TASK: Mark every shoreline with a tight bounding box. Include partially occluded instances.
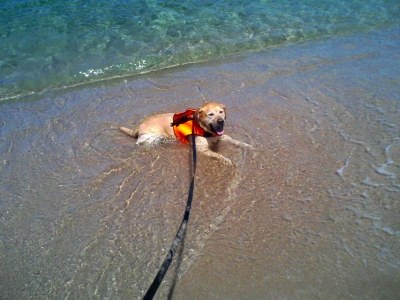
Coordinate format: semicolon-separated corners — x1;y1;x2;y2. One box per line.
2;23;399;106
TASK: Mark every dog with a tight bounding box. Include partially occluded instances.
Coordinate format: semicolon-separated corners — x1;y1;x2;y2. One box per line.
118;102;251;165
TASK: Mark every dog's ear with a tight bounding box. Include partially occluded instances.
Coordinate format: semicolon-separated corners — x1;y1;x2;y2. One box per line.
221;105;227;119
195;108;203;121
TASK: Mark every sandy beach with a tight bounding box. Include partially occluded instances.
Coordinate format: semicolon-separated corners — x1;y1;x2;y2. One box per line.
1;26;399;299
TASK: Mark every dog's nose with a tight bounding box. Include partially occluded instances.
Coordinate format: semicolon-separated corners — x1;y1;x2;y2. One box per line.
217;118;224;125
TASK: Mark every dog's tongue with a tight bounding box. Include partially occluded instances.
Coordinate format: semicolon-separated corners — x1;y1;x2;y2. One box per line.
212;124;224;136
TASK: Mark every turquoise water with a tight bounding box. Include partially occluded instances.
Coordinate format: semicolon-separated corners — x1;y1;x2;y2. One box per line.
1;0;399;101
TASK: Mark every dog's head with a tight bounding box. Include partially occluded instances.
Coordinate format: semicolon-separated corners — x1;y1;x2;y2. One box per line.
195;102;227;136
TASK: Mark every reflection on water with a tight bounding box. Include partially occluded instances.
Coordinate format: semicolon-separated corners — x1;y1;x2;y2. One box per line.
1;27;399;299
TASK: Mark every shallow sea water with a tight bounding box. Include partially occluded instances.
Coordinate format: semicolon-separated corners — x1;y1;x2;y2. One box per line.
1;26;400;299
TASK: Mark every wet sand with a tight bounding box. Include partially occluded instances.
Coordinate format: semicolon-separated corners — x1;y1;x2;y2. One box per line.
1;26;399;299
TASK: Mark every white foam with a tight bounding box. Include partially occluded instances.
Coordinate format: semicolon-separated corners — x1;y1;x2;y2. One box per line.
361;177;383;187
336;156;350;180
375;164;396;179
346;206;381;221
373;222;400;236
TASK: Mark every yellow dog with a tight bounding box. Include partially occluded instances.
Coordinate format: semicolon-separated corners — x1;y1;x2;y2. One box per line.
119;102;250;165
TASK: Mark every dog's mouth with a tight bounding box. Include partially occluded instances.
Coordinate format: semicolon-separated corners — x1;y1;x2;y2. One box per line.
210;123;224;136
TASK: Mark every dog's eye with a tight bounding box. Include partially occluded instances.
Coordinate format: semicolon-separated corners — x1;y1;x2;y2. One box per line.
208;113;214;117
219;110;224;114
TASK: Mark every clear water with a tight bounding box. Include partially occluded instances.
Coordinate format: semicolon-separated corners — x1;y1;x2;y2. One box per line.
1;0;399;100
1;10;399;299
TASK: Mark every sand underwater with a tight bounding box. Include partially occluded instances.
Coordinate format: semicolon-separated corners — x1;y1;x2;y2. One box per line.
1;26;399;299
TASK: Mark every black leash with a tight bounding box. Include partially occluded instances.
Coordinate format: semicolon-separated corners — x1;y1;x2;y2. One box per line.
142;123;197;300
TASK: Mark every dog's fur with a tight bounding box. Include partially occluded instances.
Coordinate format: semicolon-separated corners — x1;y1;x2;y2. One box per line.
118;102;250;165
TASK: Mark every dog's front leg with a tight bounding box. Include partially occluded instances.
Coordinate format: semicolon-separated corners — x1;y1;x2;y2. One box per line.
196;145;233;166
190;135;233;166
220;135;252;148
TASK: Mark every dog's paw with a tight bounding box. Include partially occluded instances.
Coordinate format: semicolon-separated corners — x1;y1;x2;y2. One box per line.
243;142;253;148
222;157;233;167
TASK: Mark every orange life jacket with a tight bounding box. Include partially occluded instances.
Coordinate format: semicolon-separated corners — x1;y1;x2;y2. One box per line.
171;109;216;145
